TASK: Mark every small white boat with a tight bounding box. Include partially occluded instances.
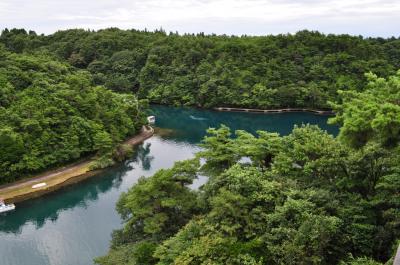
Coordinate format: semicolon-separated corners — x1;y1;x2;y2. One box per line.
0;199;15;213
147;116;155;124
32;182;47;189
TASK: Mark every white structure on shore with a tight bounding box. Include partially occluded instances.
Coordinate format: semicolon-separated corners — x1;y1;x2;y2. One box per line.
32;183;47;189
0;199;15;213
147;116;155;124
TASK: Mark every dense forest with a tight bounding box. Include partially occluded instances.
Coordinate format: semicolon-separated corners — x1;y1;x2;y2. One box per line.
0;43;147;184
1;28;400;108
95;71;400;264
0;28;399;264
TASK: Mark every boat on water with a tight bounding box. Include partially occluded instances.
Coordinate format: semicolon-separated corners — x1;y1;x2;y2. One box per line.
147;116;156;124
189;115;207;121
0;199;15;213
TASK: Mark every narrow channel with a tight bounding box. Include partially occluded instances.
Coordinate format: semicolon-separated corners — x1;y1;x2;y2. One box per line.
0;105;338;265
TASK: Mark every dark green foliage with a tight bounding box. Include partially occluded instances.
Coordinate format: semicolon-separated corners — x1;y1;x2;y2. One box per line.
1;27;399;264
2;29;400;109
0;47;146;184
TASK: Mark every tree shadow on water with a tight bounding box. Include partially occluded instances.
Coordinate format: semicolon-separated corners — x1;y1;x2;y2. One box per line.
0;163;132;234
133;142;154;171
0;141;156;234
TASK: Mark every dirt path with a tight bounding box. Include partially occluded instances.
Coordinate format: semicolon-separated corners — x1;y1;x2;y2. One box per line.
0;161;91;193
0;126;154;203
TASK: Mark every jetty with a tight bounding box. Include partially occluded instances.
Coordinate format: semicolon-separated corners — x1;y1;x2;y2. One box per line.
214;107;334;115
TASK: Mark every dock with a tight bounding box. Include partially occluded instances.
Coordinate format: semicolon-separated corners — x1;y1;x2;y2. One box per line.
214;107;334;115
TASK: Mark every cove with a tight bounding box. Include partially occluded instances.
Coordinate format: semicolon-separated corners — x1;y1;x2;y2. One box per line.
0;105;338;265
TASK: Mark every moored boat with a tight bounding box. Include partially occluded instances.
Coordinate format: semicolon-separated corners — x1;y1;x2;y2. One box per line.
0;199;15;213
147;116;156;124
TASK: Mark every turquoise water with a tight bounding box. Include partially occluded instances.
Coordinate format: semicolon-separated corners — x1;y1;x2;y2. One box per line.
0;106;338;265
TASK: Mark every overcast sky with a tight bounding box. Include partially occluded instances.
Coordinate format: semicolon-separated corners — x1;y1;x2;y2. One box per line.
0;0;399;37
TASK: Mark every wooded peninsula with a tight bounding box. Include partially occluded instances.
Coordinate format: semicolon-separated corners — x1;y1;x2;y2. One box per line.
0;28;399;265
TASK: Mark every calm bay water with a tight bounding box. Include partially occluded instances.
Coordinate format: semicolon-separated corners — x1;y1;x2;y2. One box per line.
0;106;338;265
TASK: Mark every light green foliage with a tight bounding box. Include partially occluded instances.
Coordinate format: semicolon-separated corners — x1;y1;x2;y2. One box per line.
233;130;282;168
272;125;348;187
111;159;201;248
331;71;400;148
154;219;264;265
100;110;399;264
98;69;400;264
198;125;236;174
95;242;158;265
89;154;115;170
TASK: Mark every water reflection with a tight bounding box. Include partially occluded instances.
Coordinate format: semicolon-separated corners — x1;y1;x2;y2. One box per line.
0;143;152;234
135;142;154;171
150;105;338;144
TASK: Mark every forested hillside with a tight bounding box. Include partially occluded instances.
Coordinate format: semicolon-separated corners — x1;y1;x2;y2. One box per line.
1;27;399;264
0;44;147;184
96;71;400;264
1;28;400;108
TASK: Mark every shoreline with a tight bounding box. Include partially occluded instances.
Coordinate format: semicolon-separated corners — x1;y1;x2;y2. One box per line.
148;103;334;115
213;107;334;115
0;126;154;204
